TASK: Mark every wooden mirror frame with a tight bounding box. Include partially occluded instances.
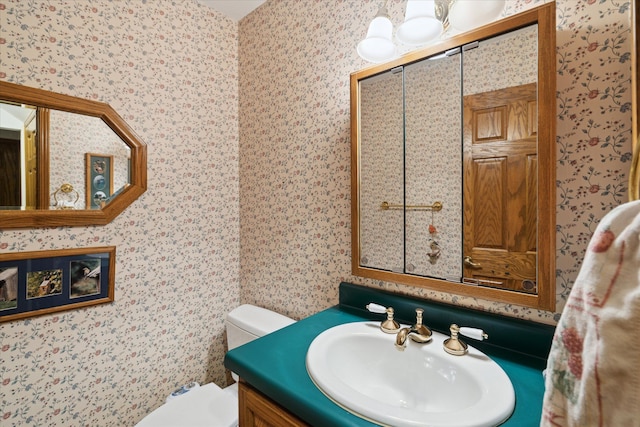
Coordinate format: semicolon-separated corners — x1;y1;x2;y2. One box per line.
350;3;556;311
0;81;147;228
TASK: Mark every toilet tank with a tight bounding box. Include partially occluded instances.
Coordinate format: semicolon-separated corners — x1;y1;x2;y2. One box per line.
225;304;295;351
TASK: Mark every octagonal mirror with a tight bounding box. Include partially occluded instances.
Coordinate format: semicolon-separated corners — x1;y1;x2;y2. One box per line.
0;81;147;228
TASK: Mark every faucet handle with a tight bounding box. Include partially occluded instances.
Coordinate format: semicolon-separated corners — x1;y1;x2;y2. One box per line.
443;324;467;355
366;303;400;333
459;326;488;341
365;302;387;314
443;324;488;356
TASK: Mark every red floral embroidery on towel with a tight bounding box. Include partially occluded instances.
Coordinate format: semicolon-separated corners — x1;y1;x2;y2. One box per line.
568;353;583;379
562;327;585;379
561;327;584;353
542;409;565;427
588;229;615;253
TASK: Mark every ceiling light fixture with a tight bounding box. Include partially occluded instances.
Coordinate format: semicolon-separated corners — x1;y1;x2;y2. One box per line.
357;0;506;64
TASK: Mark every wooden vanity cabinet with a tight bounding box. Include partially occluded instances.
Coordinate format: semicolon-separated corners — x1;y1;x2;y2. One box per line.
239;381;310;427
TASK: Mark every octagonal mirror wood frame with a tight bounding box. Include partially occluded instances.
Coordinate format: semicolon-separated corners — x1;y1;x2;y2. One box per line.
0;81;147;229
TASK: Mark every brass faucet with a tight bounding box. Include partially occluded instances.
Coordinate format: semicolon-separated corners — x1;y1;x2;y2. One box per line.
443;324;488;356
395;308;432;350
366;303;401;333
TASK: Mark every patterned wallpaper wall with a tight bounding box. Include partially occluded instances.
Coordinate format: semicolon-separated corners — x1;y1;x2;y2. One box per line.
239;0;633;324
0;0;634;425
0;1;240;425
359;72;406;272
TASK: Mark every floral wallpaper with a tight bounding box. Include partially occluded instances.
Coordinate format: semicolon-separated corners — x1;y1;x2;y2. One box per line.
1;0;239;425
0;0;635;425
239;0;633;323
359;72;405;272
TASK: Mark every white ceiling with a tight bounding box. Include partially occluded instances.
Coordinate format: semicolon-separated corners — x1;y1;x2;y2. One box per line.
197;0;266;21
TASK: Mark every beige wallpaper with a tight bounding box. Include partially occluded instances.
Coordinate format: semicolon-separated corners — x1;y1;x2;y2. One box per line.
239;0;633;323
0;0;634;425
1;0;239;425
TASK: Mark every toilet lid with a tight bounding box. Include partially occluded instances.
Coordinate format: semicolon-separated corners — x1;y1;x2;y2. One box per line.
136;383;238;427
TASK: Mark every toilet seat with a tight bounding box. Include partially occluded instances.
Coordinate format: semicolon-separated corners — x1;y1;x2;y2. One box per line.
136;383;238;427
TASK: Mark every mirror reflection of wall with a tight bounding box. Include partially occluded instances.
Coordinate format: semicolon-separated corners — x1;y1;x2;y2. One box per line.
359;70;404;272
463;26;538;96
1;100;133;211
48;110;131;209
405;52;462;280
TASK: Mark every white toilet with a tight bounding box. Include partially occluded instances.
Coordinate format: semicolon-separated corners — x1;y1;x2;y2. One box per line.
136;304;295;427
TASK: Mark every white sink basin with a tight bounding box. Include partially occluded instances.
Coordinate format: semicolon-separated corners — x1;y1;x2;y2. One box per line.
306;321;515;427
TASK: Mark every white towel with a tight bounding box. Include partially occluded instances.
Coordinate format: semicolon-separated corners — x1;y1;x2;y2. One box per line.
541;200;640;426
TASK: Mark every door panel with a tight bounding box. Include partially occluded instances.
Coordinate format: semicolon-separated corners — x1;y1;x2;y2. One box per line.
24;113;37;209
463;83;537;293
0;134;21;207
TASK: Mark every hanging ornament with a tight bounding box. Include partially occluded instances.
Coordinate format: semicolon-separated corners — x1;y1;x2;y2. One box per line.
427;240;441;264
428;209;437;234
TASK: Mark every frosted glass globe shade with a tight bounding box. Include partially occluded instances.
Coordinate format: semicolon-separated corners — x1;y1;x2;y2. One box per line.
449;0;506;32
397;0;443;46
357;15;397;63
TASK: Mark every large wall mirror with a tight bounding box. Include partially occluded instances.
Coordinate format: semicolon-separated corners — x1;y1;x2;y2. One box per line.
351;3;556;310
0;81;147;228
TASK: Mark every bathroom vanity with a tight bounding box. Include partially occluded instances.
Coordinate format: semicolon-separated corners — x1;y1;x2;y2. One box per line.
225;283;555;427
238;381;308;427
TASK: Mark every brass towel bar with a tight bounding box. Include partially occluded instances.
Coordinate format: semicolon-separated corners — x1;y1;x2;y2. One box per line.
380;201;443;212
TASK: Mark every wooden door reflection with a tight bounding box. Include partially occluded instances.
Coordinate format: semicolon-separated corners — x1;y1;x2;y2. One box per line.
463;83;538;293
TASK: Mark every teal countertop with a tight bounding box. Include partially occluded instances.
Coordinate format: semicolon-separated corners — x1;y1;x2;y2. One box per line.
224;305;547;427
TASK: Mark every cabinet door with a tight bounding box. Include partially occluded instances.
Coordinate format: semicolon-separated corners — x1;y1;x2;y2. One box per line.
404;51;462;280
358;69;404;272
463;83;538;292
239;381;309;427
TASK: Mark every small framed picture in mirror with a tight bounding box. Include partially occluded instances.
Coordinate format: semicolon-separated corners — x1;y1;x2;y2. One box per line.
86;153;114;209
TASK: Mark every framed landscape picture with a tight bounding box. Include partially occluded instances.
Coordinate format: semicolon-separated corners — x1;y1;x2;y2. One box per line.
0;247;115;323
